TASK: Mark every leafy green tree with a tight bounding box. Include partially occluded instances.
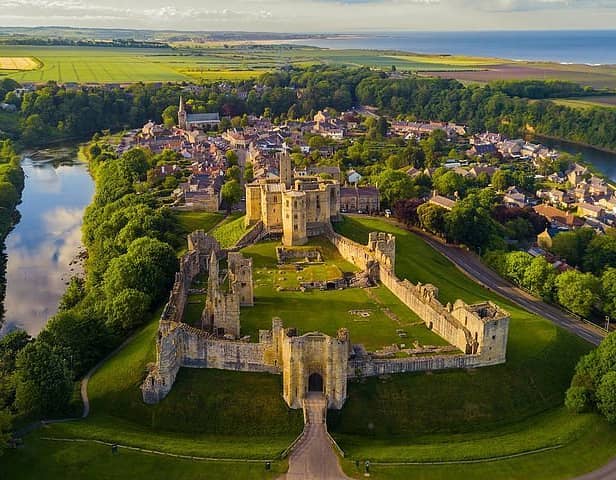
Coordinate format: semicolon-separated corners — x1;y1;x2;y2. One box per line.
375;169;416;207
522;256;557;300
551;228;596;268
106;289;151;331
58;277;86;312
39;310;110;377
433;171;465;197
15;342;72;417
417;203;447;236
505;251;533;285
491;170;512;192
445;195;497;251
244;163;254;183
225;150;238;166
221;180;242;214
0;408;11;456
602;268;616;318
161;105;178;128
597;372;616;423
565;386;593;413
583;234;616;275
226;165;241;183
103;237;178;302
556;270;600;317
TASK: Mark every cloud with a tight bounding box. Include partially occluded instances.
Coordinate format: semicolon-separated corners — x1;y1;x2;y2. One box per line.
1;0;616;32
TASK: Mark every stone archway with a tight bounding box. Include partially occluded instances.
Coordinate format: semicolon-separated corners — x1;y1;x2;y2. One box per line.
308;372;324;392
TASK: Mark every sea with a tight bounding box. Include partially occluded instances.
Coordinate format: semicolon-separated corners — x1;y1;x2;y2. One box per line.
296;30;616;65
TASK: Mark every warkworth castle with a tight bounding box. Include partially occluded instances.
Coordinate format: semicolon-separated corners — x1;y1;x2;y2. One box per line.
245;153;341;246
141;156;510;410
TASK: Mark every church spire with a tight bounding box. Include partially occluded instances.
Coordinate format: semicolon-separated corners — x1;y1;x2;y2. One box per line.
178;95;187;130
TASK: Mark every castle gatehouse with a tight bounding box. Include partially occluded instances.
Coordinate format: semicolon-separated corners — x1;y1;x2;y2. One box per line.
141;227;510;410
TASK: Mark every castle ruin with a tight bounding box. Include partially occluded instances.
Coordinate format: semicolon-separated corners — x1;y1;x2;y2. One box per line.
244;153;340;246
141;226;510;410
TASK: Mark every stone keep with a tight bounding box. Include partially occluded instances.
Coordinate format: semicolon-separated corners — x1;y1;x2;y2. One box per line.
245;153;340;243
282;191;308;246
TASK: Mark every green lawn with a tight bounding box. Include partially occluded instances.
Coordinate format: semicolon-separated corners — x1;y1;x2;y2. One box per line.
174;211;223;235
341;416;616;480
3;432;286;480
211;213;250;248
239;238;448;351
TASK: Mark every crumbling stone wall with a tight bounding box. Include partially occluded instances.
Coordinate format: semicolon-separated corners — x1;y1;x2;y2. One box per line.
326;228;510;367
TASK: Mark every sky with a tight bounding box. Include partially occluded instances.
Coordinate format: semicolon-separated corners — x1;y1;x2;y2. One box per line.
2;0;616;32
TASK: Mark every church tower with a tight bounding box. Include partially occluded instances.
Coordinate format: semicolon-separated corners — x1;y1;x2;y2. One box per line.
178;96;187;130
279;153;293;189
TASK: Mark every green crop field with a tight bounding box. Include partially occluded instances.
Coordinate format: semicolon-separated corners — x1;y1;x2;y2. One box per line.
0;44;522;84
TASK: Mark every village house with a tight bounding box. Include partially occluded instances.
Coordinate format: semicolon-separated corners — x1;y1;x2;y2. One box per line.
503;186;527;208
533;204;584;230
175;173;223;212
578;202;605;219
567;163;590;186
536;188;576;209
428;191;457;211
339;185;380;214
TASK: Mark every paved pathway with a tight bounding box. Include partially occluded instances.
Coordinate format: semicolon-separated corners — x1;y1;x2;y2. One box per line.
283;393;350;480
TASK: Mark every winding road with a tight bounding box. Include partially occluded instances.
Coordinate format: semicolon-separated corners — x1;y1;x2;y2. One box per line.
409;227;606;346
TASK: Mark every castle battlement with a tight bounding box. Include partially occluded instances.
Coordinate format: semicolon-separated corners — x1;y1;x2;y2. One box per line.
142;224;510;409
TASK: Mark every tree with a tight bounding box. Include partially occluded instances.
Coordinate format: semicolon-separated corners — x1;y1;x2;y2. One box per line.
602;268;616;318
583;234;616;275
417;203;447;236
522;256;557;300
14;342;72;417
225;150;239;166
491;170;512;192
551;228;596;268
433;171;465;197
445;195;497;251
393;198;425;226
375;169;416;207
565;386;593;413
505;251;533;285
226;165;241;183
556;270;600;317
597;371;616;423
244;163;254;183
0;408;11;456
161;105;178;128
221;180;242;214
106;289;151;331
39;310;110;376
58;277;85;311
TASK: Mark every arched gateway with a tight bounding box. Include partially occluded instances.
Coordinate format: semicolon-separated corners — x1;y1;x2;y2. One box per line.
308;373;324;392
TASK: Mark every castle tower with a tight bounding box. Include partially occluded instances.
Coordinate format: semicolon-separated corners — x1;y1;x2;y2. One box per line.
282;191;307;246
279;153;293;189
178;96;187;130
228;252;254;307
202;251;219;331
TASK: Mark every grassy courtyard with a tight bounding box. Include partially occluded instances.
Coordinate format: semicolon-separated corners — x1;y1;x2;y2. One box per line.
238;238;448;351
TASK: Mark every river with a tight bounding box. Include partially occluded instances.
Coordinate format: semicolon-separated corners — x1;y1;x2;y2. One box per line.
0;146;94;337
538;137;616;182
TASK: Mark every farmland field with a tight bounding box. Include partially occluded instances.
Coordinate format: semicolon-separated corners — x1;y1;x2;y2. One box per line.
422;62;616;90
0;56;38;70
551;95;616;109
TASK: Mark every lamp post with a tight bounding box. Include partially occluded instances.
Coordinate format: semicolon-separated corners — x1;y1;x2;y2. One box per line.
606;316;611;332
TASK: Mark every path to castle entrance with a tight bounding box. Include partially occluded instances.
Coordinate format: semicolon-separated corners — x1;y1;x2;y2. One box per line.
282;393;351;480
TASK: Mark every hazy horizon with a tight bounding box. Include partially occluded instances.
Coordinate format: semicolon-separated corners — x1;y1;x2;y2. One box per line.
2;0;616;33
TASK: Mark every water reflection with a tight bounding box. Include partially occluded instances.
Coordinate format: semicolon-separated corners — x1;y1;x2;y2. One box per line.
0;149;94;336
